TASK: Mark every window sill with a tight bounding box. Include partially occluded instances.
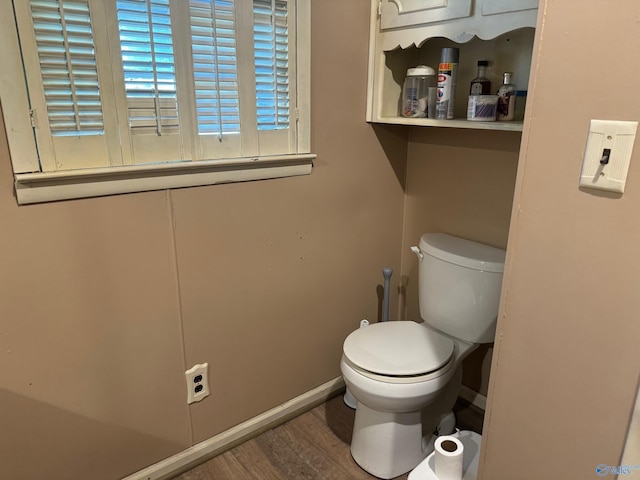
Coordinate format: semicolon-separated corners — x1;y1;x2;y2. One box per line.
14;153;316;205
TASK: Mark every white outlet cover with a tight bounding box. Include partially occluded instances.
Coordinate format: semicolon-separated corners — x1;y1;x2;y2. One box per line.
185;363;210;404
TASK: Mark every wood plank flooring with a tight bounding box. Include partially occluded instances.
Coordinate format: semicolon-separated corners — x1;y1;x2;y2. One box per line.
173;393;484;480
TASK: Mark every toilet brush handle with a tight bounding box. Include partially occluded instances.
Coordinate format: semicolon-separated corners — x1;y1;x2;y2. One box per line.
382;268;393;322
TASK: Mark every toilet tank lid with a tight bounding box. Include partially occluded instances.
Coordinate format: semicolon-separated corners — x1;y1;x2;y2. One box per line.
420;233;506;273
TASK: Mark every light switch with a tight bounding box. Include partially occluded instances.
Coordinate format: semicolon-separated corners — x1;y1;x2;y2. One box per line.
580;119;638;193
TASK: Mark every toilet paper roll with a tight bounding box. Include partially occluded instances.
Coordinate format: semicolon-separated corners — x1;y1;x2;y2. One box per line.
434;435;464;480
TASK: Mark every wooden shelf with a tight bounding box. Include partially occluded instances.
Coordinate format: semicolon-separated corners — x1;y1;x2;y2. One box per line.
372;116;524;132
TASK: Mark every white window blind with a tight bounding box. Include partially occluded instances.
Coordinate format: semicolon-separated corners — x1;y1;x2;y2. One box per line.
116;0;179;136
30;0;104;136
3;0;312;203
189;0;240;138
253;0;290;131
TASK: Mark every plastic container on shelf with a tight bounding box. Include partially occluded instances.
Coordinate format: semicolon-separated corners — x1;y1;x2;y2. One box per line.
467;95;498;121
401;65;437;118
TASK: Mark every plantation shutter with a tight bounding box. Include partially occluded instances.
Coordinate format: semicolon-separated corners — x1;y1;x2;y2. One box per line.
30;0;104;135
116;0;178;134
251;0;295;156
187;0;242;159
115;0;184;164
11;0;306;177
253;0;290;132
189;0;239;137
15;0;118;170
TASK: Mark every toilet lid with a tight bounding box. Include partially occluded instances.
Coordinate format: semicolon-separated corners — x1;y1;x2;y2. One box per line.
343;321;454;376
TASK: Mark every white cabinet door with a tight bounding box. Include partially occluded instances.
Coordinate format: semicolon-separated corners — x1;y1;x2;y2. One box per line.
481;0;538;16
380;0;472;30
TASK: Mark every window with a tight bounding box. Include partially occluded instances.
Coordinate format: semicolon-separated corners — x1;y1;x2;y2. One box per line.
0;0;312;204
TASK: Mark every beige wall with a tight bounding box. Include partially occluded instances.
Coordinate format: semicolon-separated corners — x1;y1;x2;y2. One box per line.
0;1;407;478
480;0;640;478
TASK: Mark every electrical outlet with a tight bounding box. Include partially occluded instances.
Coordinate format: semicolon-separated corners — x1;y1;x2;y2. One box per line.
185;363;210;404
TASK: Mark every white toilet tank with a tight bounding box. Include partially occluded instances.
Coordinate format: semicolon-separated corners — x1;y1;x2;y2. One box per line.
415;233;506;344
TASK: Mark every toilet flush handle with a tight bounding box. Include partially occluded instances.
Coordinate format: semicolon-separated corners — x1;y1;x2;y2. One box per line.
410;246;424;262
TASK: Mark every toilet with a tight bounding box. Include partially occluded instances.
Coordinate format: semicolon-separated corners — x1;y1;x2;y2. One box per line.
340;233;505;479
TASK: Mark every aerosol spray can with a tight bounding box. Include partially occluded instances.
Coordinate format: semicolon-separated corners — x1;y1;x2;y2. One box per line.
436;47;459;120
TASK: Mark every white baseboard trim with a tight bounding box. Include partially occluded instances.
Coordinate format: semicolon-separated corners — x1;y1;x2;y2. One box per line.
123;377;345;480
459;385;487;411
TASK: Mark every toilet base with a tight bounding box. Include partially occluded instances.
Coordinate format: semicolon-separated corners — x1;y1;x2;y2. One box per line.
350;403;426;479
347;366;464;479
343;387;357;409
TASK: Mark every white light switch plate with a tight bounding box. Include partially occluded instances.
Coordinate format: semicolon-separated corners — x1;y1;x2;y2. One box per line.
580;119;638;193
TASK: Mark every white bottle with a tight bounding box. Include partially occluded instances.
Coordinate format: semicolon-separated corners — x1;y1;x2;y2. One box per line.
496;72;517;121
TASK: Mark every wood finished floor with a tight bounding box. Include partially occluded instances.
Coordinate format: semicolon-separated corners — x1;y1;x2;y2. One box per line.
173;393;484;480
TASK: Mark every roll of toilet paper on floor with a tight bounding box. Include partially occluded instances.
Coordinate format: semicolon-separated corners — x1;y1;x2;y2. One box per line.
434;435;464;480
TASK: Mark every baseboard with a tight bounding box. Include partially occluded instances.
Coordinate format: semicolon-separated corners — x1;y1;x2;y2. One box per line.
122;377;345;480
459;385;487;411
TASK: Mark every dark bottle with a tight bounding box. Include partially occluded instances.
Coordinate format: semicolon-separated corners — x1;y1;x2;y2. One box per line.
469;60;491;95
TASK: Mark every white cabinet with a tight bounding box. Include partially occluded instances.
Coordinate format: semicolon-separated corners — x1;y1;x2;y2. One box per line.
367;0;539;131
380;0;472;30
481;0;538;16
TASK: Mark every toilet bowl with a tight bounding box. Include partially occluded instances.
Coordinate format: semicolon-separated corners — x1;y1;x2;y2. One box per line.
341;321;475;479
342;233;505;479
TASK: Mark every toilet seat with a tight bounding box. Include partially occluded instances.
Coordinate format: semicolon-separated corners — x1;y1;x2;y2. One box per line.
343;321;454;379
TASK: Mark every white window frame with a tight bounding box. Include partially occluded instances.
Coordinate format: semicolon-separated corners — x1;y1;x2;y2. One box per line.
0;0;313;204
